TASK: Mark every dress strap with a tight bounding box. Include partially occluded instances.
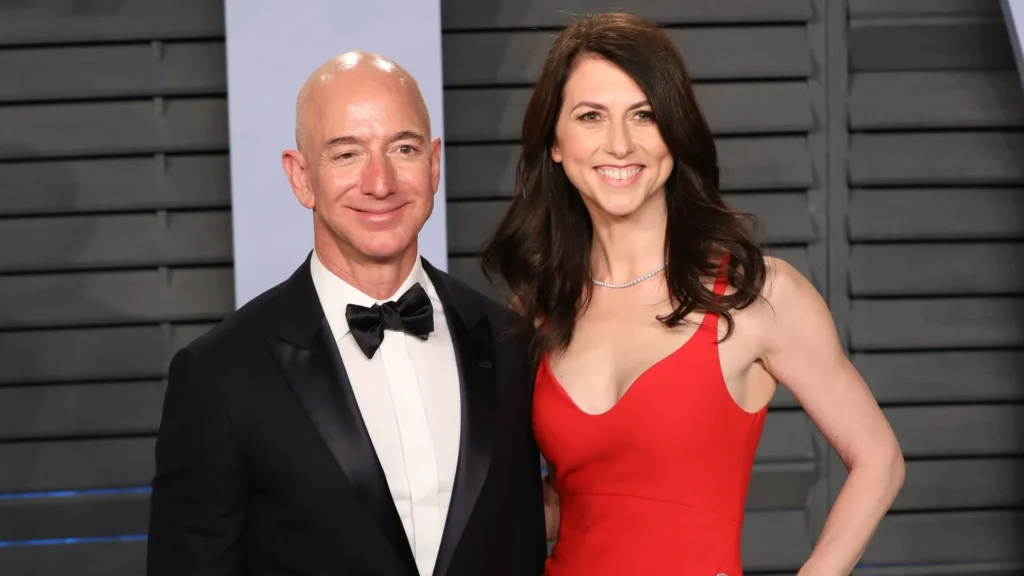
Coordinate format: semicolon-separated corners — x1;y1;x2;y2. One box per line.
712;252;731;296
697;253;732;334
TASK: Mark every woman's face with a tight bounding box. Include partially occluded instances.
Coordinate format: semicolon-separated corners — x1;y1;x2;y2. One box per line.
551;55;674;223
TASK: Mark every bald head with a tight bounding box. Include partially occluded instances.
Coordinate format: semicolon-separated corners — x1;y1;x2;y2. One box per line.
294;51;431;156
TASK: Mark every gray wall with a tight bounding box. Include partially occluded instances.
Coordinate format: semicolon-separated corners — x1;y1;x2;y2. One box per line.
0;0;1021;574
0;1;231;573
840;0;1024;570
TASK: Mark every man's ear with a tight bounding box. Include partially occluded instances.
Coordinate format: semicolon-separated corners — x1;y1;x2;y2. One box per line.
430;137;442;194
282;149;315;209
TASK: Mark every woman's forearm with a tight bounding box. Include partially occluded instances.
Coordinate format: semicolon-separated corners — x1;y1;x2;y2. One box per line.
797;452;905;576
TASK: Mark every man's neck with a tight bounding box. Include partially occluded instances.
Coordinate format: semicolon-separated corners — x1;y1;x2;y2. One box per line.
314;239;419;301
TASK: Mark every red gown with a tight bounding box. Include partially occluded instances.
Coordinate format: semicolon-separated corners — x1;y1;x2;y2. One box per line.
533;261;767;576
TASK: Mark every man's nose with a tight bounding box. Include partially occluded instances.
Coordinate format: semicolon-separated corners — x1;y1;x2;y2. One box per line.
360;153;397;198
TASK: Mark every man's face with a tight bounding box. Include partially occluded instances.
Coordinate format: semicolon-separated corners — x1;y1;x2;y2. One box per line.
290;70;440;264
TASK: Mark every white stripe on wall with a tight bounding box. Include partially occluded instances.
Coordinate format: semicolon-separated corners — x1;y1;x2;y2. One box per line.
224;1;448;308
1002;0;1024;88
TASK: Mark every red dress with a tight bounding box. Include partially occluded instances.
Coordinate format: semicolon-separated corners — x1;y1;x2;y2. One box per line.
533;263;767;576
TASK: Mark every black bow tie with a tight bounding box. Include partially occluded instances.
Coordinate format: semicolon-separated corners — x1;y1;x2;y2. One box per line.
345;283;434;359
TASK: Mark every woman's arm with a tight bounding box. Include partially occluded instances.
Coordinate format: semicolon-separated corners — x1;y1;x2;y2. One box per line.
758;258;905;575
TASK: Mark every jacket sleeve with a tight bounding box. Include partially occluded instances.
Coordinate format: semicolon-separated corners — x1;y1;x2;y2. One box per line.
147;346;248;576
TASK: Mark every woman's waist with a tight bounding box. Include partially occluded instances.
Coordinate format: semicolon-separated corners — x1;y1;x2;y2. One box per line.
558;491;743;529
548;493;744;575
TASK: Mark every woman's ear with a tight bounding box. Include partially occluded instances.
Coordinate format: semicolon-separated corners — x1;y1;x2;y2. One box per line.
551;142;563;163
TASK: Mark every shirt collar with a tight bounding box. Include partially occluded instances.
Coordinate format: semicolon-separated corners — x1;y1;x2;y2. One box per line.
309;248;429;340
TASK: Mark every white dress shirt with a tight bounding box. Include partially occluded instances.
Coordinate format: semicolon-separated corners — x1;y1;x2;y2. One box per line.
310;250;462;576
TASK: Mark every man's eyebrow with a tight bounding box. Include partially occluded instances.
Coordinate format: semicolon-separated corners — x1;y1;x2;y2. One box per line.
390;130;426;144
324;135;363;147
323;131;426;147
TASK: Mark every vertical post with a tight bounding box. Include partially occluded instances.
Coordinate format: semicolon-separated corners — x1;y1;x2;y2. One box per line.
1001;0;1024;88
223;1;448;308
825;0;853;517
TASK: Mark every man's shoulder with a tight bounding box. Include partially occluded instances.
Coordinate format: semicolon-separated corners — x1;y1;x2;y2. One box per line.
180;273;294;361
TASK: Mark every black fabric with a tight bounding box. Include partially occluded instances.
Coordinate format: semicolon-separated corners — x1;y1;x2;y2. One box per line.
146;253;547;576
345;282;434;359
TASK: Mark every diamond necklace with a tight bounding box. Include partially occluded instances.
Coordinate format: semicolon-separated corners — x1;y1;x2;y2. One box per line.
591;262;668;289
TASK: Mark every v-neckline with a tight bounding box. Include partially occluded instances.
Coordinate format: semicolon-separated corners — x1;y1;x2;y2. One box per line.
543;323;706;417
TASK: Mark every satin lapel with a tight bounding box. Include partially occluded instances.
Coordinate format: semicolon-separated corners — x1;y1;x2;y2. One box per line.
268;318;417;576
425;263;498;576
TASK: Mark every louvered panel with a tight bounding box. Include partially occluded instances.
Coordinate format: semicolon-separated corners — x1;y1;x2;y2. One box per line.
849;71;1024;129
893;458;1024;511
0;99;228;160
0;211;233;274
0;1;230;571
860;511;1024;565
885;405;1024;458
0;42;226;102
844;1;1024;568
0;268;234;329
850;298;1024;350
0;438;156;493
848;13;1015;71
0;0;224;45
0;324;214;385
0;492;150;543
850;243;1024;296
0;540;147;576
441;0;814;29
0;155;231;216
849;0;1002;18
442;26;812;86
0;382;167;440
853;350;1024;403
848;133;1024;186
853;562;1024;576
848;188;1024;241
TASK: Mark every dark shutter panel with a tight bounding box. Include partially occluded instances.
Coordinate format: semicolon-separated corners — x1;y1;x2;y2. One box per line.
0;2;229;572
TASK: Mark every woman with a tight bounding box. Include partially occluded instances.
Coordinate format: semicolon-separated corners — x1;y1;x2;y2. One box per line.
480;12;905;576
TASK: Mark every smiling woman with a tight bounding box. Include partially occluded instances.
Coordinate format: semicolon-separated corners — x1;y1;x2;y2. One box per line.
482;12;767;358
481;11;904;576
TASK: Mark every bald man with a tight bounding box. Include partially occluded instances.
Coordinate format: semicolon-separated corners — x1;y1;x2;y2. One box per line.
147;52;547;576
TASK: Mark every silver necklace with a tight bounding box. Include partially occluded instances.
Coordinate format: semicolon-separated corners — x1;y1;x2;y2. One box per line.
591;262;667;289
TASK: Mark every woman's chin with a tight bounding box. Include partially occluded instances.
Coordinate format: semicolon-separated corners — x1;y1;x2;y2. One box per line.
591;195;652;221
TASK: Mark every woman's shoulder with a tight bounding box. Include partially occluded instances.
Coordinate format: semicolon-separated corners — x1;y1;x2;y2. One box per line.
709;252;814;314
733;255;826;338
760;255;815;303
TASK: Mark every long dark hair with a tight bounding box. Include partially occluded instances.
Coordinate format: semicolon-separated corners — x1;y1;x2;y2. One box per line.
480;12;767;357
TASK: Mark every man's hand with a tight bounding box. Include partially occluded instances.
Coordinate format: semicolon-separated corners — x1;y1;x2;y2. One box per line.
542;472;560;542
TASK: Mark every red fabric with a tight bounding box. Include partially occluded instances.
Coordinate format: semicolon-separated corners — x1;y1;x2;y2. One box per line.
533;257;766;575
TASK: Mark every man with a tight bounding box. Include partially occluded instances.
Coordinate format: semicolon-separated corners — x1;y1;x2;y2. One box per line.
147;52;547;576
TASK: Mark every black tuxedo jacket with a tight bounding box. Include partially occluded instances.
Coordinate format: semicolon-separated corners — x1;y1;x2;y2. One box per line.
147;255;547;576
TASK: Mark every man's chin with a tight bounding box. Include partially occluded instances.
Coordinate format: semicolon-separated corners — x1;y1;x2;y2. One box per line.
354;238;418;263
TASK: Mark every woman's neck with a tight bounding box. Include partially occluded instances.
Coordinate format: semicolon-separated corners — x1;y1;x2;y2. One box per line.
588;199;668;285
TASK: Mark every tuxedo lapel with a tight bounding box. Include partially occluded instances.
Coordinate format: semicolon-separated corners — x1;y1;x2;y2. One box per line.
266;256;416;576
423;259;498;576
